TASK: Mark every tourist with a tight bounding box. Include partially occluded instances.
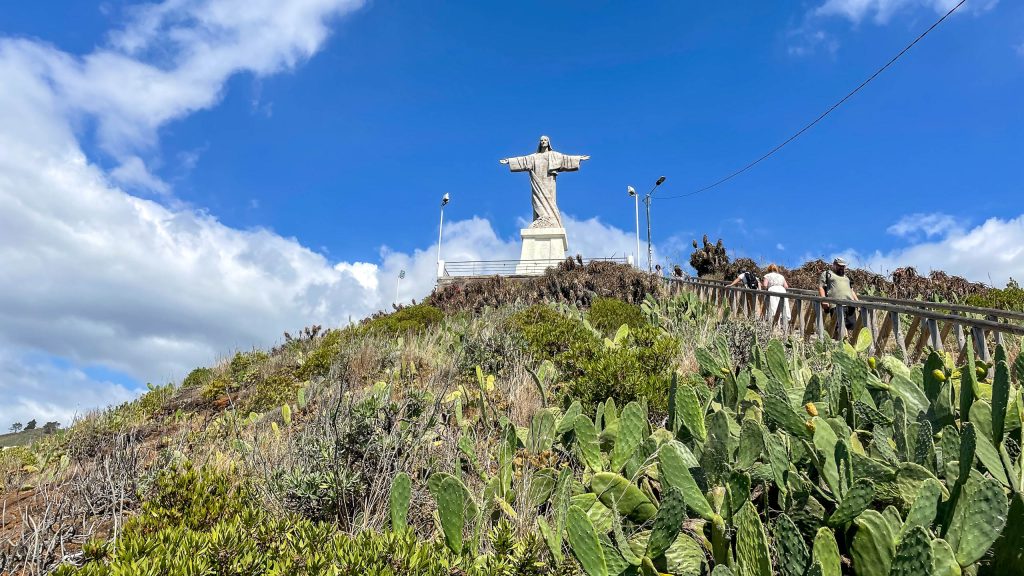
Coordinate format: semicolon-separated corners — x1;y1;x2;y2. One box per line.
819;257;859;335
727;269;760;291
762;264;790;325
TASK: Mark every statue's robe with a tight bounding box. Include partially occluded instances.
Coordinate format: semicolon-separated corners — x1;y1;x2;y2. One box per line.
505;150;584;228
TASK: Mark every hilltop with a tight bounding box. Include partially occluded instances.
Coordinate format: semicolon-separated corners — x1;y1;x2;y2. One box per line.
2;259;1023;576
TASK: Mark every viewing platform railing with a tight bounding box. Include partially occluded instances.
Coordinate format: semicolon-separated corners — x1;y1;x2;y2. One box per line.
438;256;632;280
667;276;1024;363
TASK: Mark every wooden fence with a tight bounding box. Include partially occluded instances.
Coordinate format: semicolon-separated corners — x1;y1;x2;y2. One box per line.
667;277;1024;364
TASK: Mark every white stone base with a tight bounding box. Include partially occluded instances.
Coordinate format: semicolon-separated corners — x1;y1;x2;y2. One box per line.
515;227;568;275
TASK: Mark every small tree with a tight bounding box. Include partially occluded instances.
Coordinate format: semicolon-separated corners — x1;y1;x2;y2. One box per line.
24;419;37;430
42;421;61;434
9;422;22;433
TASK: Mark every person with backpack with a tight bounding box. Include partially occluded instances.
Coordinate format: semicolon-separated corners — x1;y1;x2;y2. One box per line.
728;269;761;291
727;269;761;315
819;257;859;336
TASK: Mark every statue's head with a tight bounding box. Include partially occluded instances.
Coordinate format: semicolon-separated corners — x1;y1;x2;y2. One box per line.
537;135;551;153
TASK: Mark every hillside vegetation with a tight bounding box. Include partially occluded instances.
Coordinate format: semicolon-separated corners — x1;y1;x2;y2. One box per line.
2;261;1024;576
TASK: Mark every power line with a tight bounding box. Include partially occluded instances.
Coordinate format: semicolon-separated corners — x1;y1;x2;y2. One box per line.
657;0;967;201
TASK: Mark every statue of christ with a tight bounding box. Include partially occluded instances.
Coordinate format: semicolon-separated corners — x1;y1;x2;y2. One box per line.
499;135;590;228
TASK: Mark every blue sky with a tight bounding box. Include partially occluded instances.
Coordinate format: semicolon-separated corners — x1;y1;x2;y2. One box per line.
1;0;1022;425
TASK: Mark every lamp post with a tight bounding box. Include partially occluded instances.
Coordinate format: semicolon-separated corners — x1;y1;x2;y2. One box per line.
436;193;450;277
395;269;405;306
644;176;666;273
627;186;640;269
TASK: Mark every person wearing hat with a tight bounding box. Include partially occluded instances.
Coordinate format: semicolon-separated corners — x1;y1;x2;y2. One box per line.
819;257;859;335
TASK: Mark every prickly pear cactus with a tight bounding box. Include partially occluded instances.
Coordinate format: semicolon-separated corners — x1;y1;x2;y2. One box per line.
851;509;897;576
575;415;604;472
827;479;875;527
591;472;657;523
658;441;714;520
889;525;933;576
567;505;607;576
389;472;411;532
735;501;771;576
812;528;841;576
610;402;645;472
436;475;468;553
946;473;1008;567
772;513;808;576
646;487;686;560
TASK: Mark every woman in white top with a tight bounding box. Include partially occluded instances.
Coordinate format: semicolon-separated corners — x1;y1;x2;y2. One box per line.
762;264;790;326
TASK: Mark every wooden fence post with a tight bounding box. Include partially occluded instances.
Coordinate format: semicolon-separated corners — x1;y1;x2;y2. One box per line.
927;318;942;352
814;302;825;341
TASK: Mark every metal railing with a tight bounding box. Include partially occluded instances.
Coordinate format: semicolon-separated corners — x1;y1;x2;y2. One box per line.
440;257;631;279
668;276;1024;363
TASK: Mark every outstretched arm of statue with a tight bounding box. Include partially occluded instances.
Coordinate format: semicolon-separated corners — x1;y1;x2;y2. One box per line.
502;155;533;171
580;155;590;161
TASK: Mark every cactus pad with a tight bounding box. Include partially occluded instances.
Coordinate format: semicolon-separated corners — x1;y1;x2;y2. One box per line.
435;476;467;553
567;505;607;576
646;486;686;559
851;510;897;576
591;472;657;523
946;473;1008;567
827;478;875;527
575;415;604;472
735;501;771;576
389;472;411;532
658;441;714;520
610;402;645;473
772;513;809;576
812;528;841;576
889;525;934;576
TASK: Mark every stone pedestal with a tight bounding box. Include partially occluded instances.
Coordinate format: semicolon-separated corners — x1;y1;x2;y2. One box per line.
516;227;568;275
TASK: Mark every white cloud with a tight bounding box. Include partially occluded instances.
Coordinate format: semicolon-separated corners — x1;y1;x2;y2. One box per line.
886;212;960;239
839;213;1024;286
110;156;171;194
791;0;995;56
787;29;840;57
776;243;786;251
565;215;643;262
0;350;138;428
814;0;996;24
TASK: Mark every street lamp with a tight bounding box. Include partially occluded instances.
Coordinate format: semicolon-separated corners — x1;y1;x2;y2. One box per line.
395;269;405;306
627;186;640;269
436;193;450;276
644;176;666;273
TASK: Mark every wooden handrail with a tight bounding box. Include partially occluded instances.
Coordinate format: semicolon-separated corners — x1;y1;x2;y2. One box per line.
672;276;1024;322
669;276;1022;362
674;277;1024;335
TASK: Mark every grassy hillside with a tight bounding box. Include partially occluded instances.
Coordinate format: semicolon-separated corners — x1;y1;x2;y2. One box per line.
2;261;1023;576
0;429;49;449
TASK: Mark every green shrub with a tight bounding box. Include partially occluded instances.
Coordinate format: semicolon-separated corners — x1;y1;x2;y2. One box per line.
586;297;646;336
0;445;37;471
200;375;235;400
54;460;548;576
562;324;679;414
229;350;268;382
508;305;599;365
181;367;214;389
246;372;301;413
133;461;247;534
135;382;175;416
363;304;445;335
298;329;344;379
966;279;1024;312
